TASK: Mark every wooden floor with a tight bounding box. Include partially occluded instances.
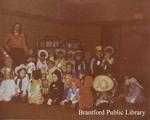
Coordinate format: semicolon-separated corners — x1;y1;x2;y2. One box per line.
0;100;148;120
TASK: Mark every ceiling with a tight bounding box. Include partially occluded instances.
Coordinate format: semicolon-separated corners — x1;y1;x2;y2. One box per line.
0;0;147;24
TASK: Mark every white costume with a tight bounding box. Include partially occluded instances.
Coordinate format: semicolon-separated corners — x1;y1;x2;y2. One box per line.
16;75;29;97
0;79;17;102
26;62;36;75
36;59;48;70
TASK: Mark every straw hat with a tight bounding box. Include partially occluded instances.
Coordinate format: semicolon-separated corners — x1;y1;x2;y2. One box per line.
38;49;48;59
93;75;114;92
15;64;27;75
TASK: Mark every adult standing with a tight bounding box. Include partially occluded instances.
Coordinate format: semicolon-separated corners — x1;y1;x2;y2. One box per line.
4;23;28;67
90;45;104;77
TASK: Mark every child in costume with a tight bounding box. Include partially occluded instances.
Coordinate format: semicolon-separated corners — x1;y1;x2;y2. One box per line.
1;56;13;73
66;50;75;68
15;64;29;100
55;49;66;72
0;68;17;102
36;49;48;71
61;80;80;109
79;75;94;109
63;62;74;99
28;70;44;105
119;75;145;104
41;68;49;95
101;46;114;74
47;70;64;106
46;58;61;87
74;50;86;78
26;49;36;79
93;75;115;108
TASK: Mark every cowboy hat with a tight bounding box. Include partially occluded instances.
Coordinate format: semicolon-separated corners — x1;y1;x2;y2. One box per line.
15;64;27;75
38;49;48;59
93;75;114;92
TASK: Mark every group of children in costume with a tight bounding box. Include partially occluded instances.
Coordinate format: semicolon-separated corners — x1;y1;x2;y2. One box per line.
0;45;146;109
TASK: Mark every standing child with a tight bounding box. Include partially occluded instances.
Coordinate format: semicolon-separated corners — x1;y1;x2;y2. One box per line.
0;68;17;102
63;62;74;99
55;49;66;72
37;49;48;71
26;49;36;79
74;50;86;78
46;59;60;88
28;70;44;105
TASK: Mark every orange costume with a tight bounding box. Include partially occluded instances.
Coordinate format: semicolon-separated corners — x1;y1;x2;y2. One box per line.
79;76;94;109
5;33;28;67
7;33;27;51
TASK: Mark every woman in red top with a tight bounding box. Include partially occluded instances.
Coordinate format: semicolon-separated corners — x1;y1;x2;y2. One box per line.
4;23;28;67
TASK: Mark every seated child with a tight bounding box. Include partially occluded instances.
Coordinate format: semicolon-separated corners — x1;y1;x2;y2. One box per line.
0;68;17;102
119;75;145;104
28;70;44;105
61;80;80;109
15;64;29;100
41;69;49;95
47;70;64;106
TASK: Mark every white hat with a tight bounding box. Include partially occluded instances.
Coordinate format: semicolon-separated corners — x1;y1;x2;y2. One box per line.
38;49;48;59
93;75;114;92
15;64;27;75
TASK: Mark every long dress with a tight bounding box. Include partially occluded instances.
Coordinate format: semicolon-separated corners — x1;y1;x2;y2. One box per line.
28;80;44;105
0;79;17;102
79;76;94;109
